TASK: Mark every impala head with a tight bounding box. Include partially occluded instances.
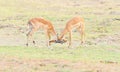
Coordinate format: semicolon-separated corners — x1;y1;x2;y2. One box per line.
56;38;67;44
49;38;67;44
49;33;67;44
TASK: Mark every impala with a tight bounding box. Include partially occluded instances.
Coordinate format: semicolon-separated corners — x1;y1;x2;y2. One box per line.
26;17;58;47
54;17;85;48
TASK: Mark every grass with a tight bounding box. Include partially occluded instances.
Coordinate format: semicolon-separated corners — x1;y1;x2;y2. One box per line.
0;45;120;63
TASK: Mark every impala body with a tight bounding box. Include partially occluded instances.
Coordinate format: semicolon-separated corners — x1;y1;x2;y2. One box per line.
56;17;85;48
26;17;58;47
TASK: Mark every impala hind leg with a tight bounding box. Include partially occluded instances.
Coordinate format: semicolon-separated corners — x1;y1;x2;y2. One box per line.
77;26;85;44
68;31;72;48
26;29;36;46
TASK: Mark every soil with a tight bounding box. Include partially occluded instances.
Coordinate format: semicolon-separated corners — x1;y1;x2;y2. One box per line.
0;56;120;72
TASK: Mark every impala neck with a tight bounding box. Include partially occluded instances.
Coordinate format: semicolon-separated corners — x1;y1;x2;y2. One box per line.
59;28;68;40
52;29;59;40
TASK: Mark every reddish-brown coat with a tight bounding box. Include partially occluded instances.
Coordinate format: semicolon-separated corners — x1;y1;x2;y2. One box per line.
59;17;85;48
26;17;57;47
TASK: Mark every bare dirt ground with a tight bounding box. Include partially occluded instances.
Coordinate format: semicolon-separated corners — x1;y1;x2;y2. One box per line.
0;56;120;72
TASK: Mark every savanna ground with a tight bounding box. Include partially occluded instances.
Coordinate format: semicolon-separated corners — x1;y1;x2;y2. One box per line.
0;0;120;72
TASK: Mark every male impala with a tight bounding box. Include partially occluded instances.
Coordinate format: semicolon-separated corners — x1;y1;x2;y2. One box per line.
55;17;85;48
26;17;58;47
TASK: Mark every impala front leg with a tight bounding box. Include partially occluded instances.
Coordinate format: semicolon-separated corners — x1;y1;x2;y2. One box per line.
45;30;51;47
26;28;36;46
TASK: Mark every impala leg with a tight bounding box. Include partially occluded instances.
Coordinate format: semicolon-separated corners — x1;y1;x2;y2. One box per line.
77;26;85;44
26;35;29;46
81;26;85;44
26;30;31;46
68;31;72;48
48;32;51;46
26;29;36;46
81;30;85;44
45;30;51;47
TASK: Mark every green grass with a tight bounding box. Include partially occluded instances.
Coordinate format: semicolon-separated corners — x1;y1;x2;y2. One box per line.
0;45;120;62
